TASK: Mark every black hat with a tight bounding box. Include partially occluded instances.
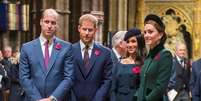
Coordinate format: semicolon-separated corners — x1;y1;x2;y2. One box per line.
124;28;141;41
144;14;165;31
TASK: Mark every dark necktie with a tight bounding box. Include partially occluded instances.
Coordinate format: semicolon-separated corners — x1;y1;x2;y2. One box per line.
84;45;90;73
44;40;49;69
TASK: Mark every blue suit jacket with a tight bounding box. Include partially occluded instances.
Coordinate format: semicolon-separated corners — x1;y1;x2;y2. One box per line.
111;50;118;64
19;37;74;101
193;73;201;101
190;58;201;92
191;59;201;101
72;42;112;101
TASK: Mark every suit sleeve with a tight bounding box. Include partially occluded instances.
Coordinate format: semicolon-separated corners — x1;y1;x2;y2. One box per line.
146;51;172;101
167;62;176;90
19;45;42;100
190;63;197;92
51;44;74;100
110;62;118;101
92;50;113;101
192;72;201;101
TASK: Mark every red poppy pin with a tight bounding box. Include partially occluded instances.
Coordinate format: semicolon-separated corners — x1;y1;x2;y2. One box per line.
94;49;101;56
154;53;160;61
55;43;62;50
132;66;141;74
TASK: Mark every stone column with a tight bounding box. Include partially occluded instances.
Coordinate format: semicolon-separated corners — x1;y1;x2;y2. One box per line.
31;0;42;38
82;0;91;13
127;0;137;29
92;0;103;11
136;0;145;29
55;0;70;41
118;0;127;30
193;1;201;60
108;0;118;32
91;11;104;43
91;0;104;43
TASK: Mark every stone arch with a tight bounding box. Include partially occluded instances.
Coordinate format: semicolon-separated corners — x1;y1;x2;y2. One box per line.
161;7;193;33
160;7;193;58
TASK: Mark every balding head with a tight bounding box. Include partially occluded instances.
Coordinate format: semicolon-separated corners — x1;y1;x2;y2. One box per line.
41;9;59;20
112;31;127;47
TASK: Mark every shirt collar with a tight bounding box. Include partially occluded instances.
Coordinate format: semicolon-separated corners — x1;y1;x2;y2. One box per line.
39;35;55;45
112;48;121;59
176;55;183;62
80;40;94;51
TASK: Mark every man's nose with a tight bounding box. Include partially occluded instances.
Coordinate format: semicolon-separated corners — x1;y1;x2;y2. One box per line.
85;29;90;34
48;23;52;28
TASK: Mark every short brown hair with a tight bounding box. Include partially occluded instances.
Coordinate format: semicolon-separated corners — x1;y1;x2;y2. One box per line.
79;14;98;28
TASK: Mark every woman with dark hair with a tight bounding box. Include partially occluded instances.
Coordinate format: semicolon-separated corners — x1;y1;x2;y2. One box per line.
111;28;145;101
137;14;173;101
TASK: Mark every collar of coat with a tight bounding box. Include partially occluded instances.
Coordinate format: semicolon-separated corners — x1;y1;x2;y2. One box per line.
148;43;164;58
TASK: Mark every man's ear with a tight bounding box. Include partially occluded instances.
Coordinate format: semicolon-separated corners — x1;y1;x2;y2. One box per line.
78;25;81;32
119;41;124;48
94;27;98;32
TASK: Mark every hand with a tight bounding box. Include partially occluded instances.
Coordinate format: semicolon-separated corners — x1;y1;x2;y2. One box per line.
38;97;51;101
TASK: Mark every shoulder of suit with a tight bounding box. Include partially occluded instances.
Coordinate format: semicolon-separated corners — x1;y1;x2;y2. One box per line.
22;38;38;48
196;58;201;63
72;42;80;51
94;43;111;53
55;37;72;46
192;58;201;67
72;42;79;47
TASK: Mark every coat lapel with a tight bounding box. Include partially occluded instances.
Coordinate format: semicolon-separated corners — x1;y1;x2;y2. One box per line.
34;38;46;74
74;43;87;78
144;58;153;76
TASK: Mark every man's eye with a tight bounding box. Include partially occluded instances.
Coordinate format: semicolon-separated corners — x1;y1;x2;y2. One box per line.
44;20;49;24
83;28;93;32
88;29;93;32
51;21;56;25
83;28;88;31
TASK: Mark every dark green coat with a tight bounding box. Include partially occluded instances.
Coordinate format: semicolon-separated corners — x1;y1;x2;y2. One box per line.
137;45;172;101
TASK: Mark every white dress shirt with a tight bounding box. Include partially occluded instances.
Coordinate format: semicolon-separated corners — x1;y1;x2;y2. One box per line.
80;40;94;59
39;35;54;58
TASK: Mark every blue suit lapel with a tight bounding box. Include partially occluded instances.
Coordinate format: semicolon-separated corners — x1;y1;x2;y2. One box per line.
34;38;46;74
74;43;87;78
46;38;60;74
